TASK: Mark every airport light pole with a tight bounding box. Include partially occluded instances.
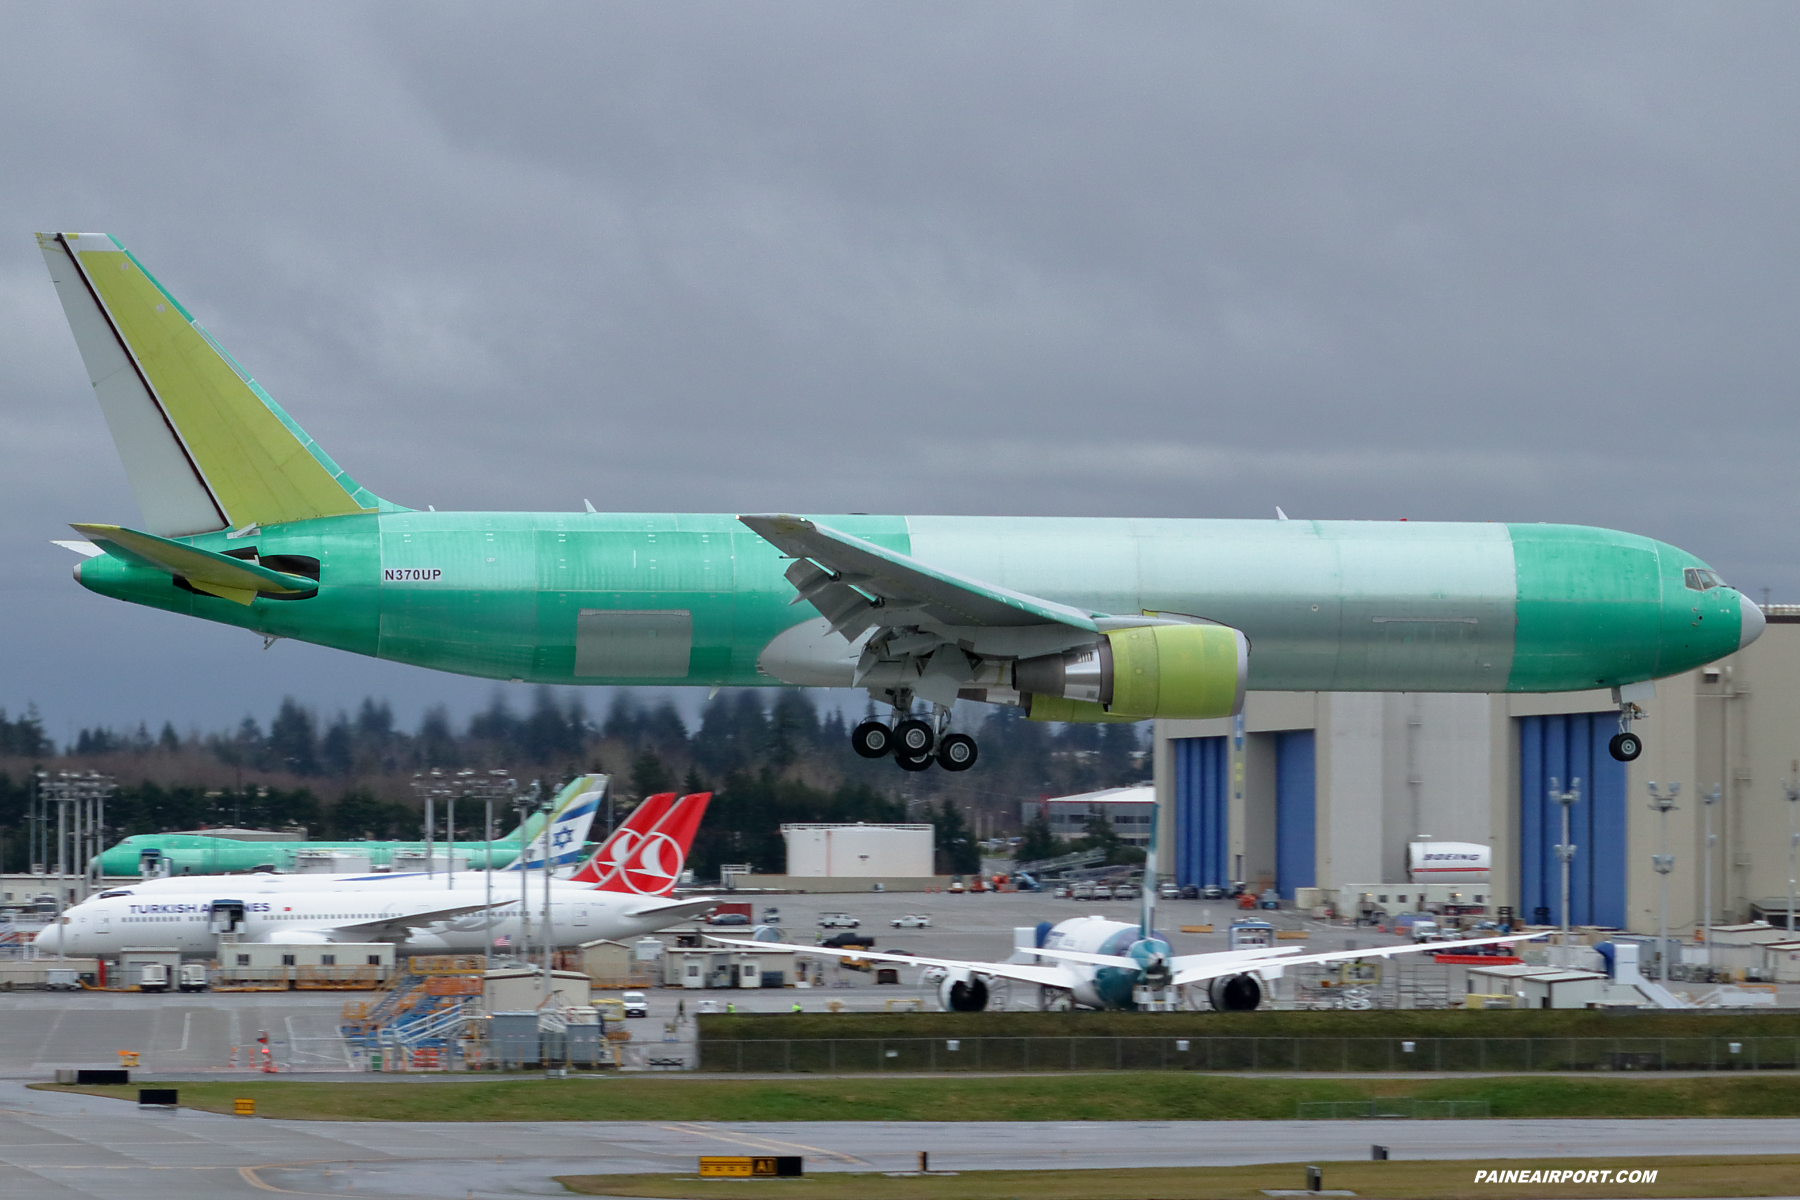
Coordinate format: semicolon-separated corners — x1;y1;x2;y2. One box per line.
1647;782;1680;982
1701;786;1720;971
1784;766;1800;941
1550;778;1580;966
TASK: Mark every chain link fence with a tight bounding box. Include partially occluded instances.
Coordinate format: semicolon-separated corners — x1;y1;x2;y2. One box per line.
698;1035;1800;1073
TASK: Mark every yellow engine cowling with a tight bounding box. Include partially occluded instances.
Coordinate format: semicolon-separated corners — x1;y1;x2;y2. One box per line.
1018;623;1248;722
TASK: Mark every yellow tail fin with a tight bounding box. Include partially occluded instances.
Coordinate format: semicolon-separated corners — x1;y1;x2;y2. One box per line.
38;232;380;536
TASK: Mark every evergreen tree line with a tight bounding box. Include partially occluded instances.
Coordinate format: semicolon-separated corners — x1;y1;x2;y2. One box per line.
4;686;1151;876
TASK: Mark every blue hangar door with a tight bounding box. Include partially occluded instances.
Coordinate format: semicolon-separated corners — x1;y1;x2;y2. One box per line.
1171;737;1228;890
1518;714;1627;928
1276;731;1316;900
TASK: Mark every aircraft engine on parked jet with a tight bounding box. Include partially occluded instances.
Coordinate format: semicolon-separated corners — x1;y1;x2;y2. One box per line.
937;968;991;1012
1207;973;1263;1012
1014;623;1248;723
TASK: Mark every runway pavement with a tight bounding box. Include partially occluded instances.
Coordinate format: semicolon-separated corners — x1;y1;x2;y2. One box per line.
5;1081;1800;1199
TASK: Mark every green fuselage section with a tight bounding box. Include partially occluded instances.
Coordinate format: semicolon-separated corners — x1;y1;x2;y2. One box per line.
72;512;1750;694
96;832;527;878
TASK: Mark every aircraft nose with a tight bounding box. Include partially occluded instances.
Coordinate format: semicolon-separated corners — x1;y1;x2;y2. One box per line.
1740;593;1766;650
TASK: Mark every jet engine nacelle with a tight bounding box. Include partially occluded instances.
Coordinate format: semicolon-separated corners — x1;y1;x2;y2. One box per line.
1207;973;1263;1012
938;968;990;1012
1015;624;1248;722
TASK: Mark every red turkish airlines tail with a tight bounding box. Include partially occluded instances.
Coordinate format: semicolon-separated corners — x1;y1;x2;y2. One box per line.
568;792;711;895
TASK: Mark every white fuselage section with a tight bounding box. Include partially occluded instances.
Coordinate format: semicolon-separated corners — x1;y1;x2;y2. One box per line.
38;882;706;957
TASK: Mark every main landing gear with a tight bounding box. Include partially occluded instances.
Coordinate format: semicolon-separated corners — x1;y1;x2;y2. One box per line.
851;715;979;772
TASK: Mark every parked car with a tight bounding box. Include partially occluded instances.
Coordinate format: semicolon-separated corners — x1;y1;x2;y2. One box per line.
1053;885;1071;899
622;991;648;1018
891;914;932;928
1093;885;1114;901
1199;884;1223;900
1159;883;1180;900
817;912;860;928
948;880;966;894
1113;883;1140;900
1071;882;1095;900
821;931;875;949
709;912;751;926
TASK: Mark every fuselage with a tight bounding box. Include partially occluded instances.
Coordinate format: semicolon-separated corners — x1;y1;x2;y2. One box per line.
72;513;1756;694
98;833;529;877
37;881;699;957
1040;914;1170;1010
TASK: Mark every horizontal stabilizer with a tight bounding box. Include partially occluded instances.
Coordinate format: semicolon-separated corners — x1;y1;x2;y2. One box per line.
72;522;316;606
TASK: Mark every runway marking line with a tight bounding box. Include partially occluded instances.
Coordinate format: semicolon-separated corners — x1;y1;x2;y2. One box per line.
660;1122;867;1165
239;1160;373;1195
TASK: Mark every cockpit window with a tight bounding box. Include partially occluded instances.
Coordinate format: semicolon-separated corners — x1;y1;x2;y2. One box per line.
1684;568;1725;592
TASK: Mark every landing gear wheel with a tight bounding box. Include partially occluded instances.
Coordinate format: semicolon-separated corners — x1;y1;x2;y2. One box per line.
851;720;894;759
937;733;978;772
894;718;935;757
1609;731;1643;762
897;751;935;772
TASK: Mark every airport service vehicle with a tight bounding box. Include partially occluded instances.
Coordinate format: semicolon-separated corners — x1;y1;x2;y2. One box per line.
709;913;750;926
817;913;860;929
177;962;209;992
136;963;169;992
36;234;1758;773
891;914;932;929
95;786;574;877
39;795;715;957
726;811;1540;1011
622;991;648;1018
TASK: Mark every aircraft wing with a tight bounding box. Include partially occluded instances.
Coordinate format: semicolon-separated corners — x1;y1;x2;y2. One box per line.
739;514;1099;648
71;522;316;605
328;899;518;940
710;936;1078;990
1171;933;1541;987
623;896;721;921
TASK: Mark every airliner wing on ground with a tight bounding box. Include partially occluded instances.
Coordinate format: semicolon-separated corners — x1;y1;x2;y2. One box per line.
711;936;1078;991
289;899;520;943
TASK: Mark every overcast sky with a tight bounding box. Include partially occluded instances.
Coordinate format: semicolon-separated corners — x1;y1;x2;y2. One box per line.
2;3;1796;745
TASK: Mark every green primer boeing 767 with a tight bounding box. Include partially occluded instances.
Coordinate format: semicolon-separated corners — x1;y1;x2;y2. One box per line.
36;232;1760;773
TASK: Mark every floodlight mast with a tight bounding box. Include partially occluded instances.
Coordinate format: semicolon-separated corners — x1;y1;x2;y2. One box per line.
1783;764;1800;943
1647;782;1681;982
1550;777;1580;965
1701;786;1721;971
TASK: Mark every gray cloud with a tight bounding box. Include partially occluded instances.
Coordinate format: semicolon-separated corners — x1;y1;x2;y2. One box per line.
2;2;1797;735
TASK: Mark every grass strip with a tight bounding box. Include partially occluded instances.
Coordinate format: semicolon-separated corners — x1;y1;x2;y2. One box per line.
556;1156;1800;1200
37;1072;1800;1122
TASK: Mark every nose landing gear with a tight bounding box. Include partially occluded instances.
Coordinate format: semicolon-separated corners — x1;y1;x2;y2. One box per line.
1608;682;1653;762
1608;731;1643;762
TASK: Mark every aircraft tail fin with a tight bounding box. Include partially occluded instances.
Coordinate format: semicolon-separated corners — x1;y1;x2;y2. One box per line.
569;792;711;895
36;232;387;537
505;774;607;871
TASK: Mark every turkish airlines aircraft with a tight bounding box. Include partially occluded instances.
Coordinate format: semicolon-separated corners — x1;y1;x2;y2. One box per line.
40;794;712;957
